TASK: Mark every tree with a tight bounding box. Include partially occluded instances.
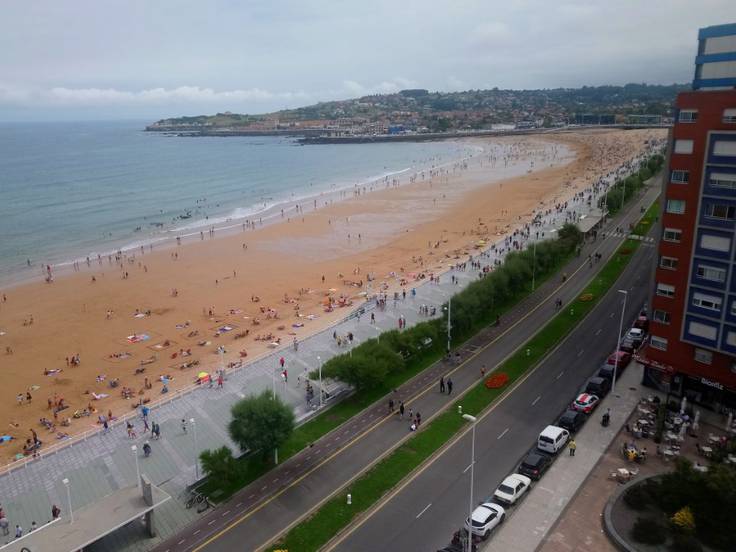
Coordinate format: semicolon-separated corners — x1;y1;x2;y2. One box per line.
200;446;239;488
228;391;295;461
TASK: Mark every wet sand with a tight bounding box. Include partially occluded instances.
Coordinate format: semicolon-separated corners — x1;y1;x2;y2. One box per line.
0;128;665;461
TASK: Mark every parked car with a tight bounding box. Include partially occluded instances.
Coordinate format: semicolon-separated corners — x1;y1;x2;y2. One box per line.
537;425;570;454
492;474;532;506
607;350;632;367
633;314;649;333
464;502;506;539
625;327;645;348
586;376;612;398
571;392;600;414
557;409;587;432
518;451;552;480
598;364;617;382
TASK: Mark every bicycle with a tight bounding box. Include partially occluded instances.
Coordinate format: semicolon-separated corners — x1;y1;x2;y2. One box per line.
185;490;212;513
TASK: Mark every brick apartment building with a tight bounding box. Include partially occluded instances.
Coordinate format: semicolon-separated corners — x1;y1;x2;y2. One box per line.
640;23;736;411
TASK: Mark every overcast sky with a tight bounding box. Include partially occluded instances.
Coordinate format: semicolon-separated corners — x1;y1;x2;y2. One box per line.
0;0;732;121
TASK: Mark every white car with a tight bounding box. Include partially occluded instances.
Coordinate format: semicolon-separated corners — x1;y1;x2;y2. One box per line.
464;502;506;539
492;474;532;505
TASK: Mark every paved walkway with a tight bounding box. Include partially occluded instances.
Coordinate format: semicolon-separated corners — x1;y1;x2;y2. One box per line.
0;155;656;552
484;362;646;552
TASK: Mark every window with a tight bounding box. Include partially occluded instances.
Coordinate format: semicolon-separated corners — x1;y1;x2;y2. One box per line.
705;203;736;220
692;292;722;311
689;321;718;340
709;172;736;190
663;228;682;242
700;233;731;253
731;301;736;316
671;170;689;184
653;310;671;324
696;265;726;283
724;109;736;124
660;256;678;270
650;335;668;351
666;199;686;214
728;332;736;347
657;283;675;298
679;110;698;123
694;348;713;365
704;35;736;55
674;139;694;154
714;140;736;157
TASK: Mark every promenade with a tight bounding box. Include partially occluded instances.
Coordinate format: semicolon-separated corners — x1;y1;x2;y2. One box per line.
0;160;651;552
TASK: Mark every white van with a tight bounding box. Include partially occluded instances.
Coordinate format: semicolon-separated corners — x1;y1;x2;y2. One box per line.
537;425;570;454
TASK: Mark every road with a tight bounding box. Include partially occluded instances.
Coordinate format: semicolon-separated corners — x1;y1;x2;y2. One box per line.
329;218;657;551
153;182;660;552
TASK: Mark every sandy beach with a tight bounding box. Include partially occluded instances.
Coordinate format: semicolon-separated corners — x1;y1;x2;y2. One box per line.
0;128;665;462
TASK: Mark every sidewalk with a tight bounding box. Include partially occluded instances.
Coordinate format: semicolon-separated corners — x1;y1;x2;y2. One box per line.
485;362;646;552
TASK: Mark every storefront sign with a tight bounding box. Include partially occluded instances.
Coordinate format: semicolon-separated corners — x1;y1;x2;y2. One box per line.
700;377;724;391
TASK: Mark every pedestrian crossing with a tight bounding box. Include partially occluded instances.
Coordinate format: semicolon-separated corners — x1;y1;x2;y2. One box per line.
606;231;655;243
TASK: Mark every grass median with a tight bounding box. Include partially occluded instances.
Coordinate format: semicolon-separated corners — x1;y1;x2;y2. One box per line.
269;199;660;551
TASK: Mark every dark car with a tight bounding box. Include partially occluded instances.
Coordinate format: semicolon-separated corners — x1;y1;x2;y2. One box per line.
518;452;551;480
598;363;618;381
585;376;611;398
557;409;587;432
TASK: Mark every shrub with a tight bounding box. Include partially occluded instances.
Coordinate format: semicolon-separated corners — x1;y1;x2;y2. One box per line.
199;446;239;488
631;517;667;545
670;533;702;552
624;484;652;511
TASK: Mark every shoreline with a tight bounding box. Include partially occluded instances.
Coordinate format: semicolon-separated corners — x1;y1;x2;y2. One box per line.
0;129;665;462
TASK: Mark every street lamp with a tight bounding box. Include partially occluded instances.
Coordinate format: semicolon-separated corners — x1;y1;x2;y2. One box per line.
613;289;628;396
445;297;452;353
62;478;73;524
317;355;323;408
190;417;199;481
131;444;140;491
531;240;537;291
272;364;276;400
461;413;477;552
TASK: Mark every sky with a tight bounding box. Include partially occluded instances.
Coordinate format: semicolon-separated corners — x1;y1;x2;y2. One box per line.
0;0;733;121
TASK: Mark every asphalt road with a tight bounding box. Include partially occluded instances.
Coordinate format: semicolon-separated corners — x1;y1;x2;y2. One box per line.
154;181;660;552
329;221;657;552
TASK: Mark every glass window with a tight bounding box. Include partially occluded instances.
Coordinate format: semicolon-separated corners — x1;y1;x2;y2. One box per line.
700;233;731;253
724;109;736;124
705;203;736;220
674;139;694;154
709;172;736;190
653;310;670;324
663;228;682;242
694;348;713;365
650;335;668;351
714;140;736;157
689;321;718;340
692;292;722;311
679;110;698;123
657;283;675;298
696;265;726;282
660;256;678;270
671;170;689;184
666;199;686;214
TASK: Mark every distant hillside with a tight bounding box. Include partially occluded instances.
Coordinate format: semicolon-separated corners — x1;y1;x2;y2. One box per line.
147;83;687;134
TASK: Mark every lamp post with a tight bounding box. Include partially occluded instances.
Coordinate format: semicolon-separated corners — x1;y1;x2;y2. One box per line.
190;417;199;481
317;355;323;408
461;413;477;552
62;478;73;524
446;297;452;353
614;289;628;396
531;240;537;291
272;364;276;400
131;444;140;491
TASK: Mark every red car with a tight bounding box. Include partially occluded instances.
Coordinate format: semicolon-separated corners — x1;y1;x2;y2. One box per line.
572;393;600;414
607;350;632;367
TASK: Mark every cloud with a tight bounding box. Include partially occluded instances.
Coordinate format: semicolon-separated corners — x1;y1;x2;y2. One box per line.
338;78;417;98
0;84;309;107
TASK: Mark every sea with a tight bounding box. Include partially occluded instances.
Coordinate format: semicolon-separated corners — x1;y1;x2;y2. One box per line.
0;120;477;286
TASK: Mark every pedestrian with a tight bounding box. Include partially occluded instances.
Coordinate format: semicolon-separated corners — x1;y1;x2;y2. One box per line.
388;398;394;413
30;521;37;532
282;369;288;383
439;376;445;393
181;418;187;434
103;418;109;434
0;516;8;536
447;378;453;395
416;412;421;426
480;364;486;378
15;525;22;539
371;312;375;324
143;417;150;432
279;356;285;369
569;439;577;457
218;374;224;388
399;401;405;419
408;407;413;420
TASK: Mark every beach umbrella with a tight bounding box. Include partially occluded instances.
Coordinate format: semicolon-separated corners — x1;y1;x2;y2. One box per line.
197;371;209;380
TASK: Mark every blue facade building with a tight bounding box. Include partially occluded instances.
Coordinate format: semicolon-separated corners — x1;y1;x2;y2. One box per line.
693;23;736;90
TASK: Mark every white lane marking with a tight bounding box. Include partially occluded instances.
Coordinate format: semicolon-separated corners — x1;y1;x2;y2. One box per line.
463;462;473;474
178;539;186;545
595;328;602;336
531;395;541;406
248;494;255;499
208;520;216;526
557;371;564;379
577;349;584;357
236;502;243;507
416;503;433;518
497;427;510;440
193;529;201;536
